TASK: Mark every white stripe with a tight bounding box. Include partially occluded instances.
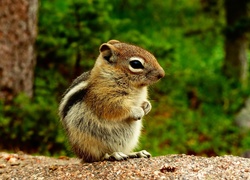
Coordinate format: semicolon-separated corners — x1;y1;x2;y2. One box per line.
59;81;89;117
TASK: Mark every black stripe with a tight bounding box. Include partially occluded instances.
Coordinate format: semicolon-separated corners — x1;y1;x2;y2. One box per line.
62;89;87;118
63;71;90;96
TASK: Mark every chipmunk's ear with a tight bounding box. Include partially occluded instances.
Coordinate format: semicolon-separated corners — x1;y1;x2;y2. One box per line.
99;43;117;63
107;39;120;45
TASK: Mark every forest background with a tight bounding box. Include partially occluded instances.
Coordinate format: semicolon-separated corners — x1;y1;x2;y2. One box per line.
0;0;250;158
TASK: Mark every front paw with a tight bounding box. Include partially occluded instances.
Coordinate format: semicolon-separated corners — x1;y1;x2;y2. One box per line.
130;107;144;120
141;101;152;115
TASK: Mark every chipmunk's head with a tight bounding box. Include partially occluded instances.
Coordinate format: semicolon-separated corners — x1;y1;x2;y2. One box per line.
95;39;165;87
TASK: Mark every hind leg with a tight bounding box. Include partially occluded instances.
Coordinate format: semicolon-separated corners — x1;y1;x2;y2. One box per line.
127;150;151;158
103;150;151;161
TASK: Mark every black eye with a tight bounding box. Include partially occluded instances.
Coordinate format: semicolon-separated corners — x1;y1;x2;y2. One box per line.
129;60;144;69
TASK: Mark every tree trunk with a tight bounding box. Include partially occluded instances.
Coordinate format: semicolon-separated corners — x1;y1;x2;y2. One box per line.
0;0;38;101
223;0;249;85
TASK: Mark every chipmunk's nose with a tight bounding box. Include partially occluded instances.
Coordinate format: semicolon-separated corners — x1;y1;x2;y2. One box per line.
157;68;165;79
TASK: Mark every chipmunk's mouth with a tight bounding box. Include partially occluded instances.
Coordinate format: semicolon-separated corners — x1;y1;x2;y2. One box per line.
145;67;165;79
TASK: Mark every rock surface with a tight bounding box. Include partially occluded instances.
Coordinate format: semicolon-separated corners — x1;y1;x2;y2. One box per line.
0;152;250;179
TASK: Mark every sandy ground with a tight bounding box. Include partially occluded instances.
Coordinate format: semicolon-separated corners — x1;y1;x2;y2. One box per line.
0;152;250;179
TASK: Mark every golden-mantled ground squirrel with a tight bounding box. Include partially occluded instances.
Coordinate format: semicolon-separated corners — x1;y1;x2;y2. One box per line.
59;40;165;162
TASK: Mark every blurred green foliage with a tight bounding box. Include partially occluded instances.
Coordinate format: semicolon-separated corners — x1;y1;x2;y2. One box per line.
0;0;250;157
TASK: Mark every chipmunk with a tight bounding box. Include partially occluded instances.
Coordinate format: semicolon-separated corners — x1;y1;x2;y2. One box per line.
59;40;165;162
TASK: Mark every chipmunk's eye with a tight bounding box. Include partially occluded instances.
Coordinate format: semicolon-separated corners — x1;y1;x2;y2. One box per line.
129;57;145;73
129;60;144;69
